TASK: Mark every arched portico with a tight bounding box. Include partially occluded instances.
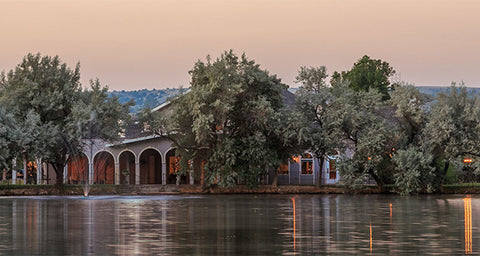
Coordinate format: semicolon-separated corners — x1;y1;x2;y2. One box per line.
94;151;115;184
139;148;162;184
67;154;89;184
119;150;136;185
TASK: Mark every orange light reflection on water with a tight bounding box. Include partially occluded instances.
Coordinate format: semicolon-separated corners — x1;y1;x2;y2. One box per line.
464;196;472;254
389;203;392;218
369;224;372;253
291;197;296;251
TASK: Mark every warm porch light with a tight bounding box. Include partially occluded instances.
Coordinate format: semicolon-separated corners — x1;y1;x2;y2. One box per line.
367;157;372;161
291;156;300;163
464;158;473;164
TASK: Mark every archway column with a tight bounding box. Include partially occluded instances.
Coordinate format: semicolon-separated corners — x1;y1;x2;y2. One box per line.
36;158;42;185
114;162;120;185
135;160;140;185
63;164;68;184
189;161;194;185
12;157;17;185
88;160;94;185
162;162;166;185
23;154;27;184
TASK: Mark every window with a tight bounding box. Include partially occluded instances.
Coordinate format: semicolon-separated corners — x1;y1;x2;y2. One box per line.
329;159;337;179
169;156;181;175
278;163;289;175
301;153;313;174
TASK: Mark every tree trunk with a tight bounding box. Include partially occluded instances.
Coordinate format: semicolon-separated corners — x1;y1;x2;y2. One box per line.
176;174;180;188
272;169;278;187
440;161;450;192
370;171;383;191
316;156;325;187
52;162;64;188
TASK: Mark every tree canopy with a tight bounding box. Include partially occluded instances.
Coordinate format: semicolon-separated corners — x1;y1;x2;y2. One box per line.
163;51;292;188
0;107;19;169
294;66;341;185
0;53;132;186
331;55;395;100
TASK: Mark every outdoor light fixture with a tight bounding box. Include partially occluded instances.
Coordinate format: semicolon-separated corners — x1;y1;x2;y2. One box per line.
463;158;473;164
291;156;300;163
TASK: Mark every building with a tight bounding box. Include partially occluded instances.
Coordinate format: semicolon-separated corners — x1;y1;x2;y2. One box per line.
10;90;344;186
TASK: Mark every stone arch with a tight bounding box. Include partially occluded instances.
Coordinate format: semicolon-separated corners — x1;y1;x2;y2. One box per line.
119;150;136;185
67;153;89;184
117;149;137;163
139;148;162;184
165;148;190;184
93;151;115;184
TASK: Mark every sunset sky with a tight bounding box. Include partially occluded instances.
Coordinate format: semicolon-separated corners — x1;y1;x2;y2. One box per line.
1;0;479;90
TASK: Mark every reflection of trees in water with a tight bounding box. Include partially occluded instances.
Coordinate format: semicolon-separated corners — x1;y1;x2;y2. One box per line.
0;195;478;255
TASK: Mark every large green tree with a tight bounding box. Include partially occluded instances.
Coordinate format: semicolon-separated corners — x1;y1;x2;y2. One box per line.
295;66;342;185
388;83;439;194
0;53;131;186
0;107;19;170
424;83;480;184
331;55;395;100
389;83;428;147
332;83;393;189
164;51;290;188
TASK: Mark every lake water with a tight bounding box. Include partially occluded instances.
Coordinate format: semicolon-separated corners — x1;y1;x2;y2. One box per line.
0;194;475;255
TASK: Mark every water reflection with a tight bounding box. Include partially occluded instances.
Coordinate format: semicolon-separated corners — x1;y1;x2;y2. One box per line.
0;195;477;255
291;197;296;252
369;224;372;254
389;203;392;219
464;195;472;254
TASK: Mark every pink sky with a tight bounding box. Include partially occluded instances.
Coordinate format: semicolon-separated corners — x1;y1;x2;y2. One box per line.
1;0;479;90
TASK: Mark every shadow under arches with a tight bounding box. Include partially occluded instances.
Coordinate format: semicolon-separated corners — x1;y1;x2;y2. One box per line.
139;147;162;184
93;151;115;184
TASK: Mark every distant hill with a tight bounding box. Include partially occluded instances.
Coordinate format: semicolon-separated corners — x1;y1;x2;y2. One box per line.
289;86;480;97
111;86;480;114
415;86;480;96
109;88;182;113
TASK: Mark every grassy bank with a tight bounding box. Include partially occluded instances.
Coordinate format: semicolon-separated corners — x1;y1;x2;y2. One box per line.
1;183;479;196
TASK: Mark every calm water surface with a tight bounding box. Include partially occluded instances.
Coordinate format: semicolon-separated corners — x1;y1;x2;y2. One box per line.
0;194;475;255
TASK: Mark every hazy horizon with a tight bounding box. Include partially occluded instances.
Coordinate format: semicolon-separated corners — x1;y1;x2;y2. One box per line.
2;0;479;90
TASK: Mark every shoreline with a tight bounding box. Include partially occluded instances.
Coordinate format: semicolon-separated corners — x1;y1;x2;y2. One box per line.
0;184;477;196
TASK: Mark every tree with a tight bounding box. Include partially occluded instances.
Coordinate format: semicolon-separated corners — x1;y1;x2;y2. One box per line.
163;51;289;188
388;83;440;194
392;146;436;195
423;83;480;184
0;107;19;170
0;53;131;187
389;83;428;148
295;66;342;185
331;83;393;189
331;55;395;100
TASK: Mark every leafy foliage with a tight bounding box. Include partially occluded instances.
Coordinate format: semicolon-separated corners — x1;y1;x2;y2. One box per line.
164;51;291;188
0;53;131;186
392;146;437;195
331;55;395;100
0;107;19;169
389;83;427;147
331;83;394;188
294;66;342;185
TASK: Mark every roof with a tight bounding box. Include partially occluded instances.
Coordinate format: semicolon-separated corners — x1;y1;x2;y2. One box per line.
282;89;296;107
115;87;297;146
